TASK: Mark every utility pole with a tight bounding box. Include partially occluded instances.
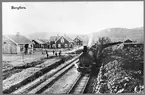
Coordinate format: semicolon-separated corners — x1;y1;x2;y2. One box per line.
17;32;25;63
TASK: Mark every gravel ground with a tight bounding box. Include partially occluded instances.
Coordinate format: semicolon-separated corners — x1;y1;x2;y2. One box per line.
3;52;46;61
3;63;14;72
34;58;61;68
2;57;48;80
2;52;50;67
3;67;41;90
3;57;62;90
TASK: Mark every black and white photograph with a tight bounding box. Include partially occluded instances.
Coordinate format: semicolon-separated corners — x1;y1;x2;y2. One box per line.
2;1;144;94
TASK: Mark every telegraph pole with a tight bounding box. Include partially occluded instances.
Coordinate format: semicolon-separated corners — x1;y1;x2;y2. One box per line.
17;32;25;63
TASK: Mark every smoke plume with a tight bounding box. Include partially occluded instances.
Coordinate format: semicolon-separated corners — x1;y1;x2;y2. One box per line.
87;33;93;47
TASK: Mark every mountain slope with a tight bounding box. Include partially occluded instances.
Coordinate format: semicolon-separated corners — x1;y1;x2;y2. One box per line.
92;27;144;42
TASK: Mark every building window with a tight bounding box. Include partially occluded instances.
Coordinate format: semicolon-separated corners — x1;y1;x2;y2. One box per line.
58;44;61;48
3;42;6;44
65;44;68;47
61;38;64;43
52;44;56;48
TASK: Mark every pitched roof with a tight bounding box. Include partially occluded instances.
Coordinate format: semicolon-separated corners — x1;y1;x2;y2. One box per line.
64;35;74;42
49;36;60;42
5;35;32;45
56;35;73;43
74;36;83;41
124;39;132;43
34;39;45;44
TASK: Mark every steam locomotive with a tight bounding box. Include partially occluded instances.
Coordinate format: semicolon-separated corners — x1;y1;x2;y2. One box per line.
76;42;122;75
76;46;97;75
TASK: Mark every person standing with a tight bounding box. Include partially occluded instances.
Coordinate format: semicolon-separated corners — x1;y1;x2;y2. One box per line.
42;45;44;54
59;50;61;56
46;50;49;59
55;52;57;57
53;50;55;55
24;44;28;55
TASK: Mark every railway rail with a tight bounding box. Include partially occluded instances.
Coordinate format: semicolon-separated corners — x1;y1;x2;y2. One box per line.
66;74;90;94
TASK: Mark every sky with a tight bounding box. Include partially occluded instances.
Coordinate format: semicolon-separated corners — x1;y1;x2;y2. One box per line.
2;1;144;35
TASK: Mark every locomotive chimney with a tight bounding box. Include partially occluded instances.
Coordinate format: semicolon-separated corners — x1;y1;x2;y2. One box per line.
83;46;88;53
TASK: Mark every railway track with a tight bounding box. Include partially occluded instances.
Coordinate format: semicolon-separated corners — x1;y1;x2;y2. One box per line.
7;54;81;94
28;60;78;94
67;74;90;94
3;50;101;94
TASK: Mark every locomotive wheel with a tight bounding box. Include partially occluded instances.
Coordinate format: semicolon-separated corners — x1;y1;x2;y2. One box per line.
77;68;81;72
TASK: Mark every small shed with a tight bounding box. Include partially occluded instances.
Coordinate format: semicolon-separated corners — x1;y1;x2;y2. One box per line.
32;39;49;48
39;39;50;48
3;34;32;54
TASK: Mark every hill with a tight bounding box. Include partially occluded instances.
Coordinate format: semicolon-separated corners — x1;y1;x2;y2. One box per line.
24;27;143;44
92;27;144;43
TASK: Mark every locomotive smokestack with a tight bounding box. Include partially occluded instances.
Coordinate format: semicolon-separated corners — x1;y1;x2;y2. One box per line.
83;46;88;53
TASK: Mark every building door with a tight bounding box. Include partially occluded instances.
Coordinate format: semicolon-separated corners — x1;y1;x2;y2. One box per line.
25;44;29;54
58;44;61;48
